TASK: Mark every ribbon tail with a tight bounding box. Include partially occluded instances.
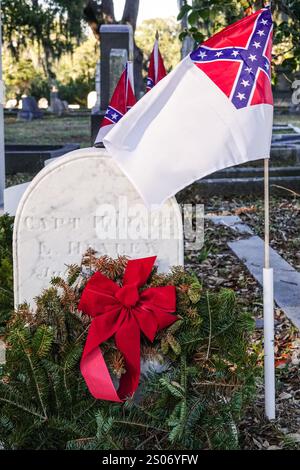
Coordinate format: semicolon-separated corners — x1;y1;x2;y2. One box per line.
81;311;123;402
115;311;141;400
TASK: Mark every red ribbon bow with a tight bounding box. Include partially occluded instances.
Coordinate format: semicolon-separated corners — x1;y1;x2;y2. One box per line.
78;256;177;402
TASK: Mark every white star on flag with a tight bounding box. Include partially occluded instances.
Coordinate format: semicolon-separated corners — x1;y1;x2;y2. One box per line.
249;54;257;62
257;30;265;36
231;50;239;57
237;92;246;101
215;51;223;57
261;19;268;25
198;51;207;59
241;80;250;87
245;67;252;73
253;41;261;49
111;113;118;120
264;62;270;70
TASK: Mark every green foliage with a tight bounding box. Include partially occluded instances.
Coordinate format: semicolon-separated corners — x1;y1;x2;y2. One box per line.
57;78;93;107
178;0;246;45
135;18;181;75
3;35;98;104
29;77;51;103
54;36;99;105
272;1;300;81
3;53;50;100
2;0;86;76
0;215;14;334
178;1;300;79
0;253;258;450
0;297;94;449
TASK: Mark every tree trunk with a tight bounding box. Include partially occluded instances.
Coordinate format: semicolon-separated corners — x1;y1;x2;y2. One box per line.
102;0;116;22
84;0;144;96
84;0;116;39
122;0;140;32
132;43;144;98
119;1;142;97
121;0;143;97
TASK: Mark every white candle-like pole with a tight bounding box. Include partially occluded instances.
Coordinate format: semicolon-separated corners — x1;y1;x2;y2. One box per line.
263;157;275;420
0;0;5;208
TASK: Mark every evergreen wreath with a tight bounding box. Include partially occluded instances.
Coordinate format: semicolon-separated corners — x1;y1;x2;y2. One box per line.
0;249;258;450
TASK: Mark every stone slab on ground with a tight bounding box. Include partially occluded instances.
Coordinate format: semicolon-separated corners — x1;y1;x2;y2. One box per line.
208;215;300;329
228;235;300;329
206;215;253;235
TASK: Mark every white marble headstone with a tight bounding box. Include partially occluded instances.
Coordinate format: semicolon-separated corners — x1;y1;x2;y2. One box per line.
13;148;184;307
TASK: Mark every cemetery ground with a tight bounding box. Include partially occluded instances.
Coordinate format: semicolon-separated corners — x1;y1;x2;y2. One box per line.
1;114;300;449
4;114;90;186
178;192;300;450
4;114;90;148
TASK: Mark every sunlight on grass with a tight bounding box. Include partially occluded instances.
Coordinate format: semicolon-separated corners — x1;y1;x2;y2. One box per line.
4;115;91;149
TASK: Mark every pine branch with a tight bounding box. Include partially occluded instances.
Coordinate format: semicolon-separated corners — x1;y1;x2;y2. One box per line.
206;292;212;360
0;397;46;421
17;330;48;419
115;419;168;433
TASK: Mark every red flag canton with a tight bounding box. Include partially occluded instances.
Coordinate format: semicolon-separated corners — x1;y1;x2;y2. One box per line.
190;7;273;109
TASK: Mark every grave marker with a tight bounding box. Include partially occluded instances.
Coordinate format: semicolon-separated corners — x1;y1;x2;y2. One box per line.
91;24;134;143
13;148;184;307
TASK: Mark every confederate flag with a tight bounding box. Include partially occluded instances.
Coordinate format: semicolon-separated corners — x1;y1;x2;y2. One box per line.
104;7;273;206
146;33;167;92
94;62;136;145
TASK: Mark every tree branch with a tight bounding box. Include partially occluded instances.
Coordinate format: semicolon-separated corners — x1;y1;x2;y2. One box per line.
84;1;116;39
122;0;140;32
102;0;116;22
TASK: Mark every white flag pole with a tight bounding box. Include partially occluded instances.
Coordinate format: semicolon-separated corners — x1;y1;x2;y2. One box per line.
0;0;5;208
263;0;275;420
263;158;275;420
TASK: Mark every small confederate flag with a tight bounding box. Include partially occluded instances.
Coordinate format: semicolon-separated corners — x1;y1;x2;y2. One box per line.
94;62;136;145
146;33;167;92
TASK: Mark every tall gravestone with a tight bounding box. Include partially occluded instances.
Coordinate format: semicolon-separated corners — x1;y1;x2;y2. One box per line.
13;148;184;308
100;24;134;111
109;48;128;100
91;24;134;144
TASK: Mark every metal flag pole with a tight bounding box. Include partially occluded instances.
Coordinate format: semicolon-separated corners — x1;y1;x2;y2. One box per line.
0;0;5;209
263;0;275;420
